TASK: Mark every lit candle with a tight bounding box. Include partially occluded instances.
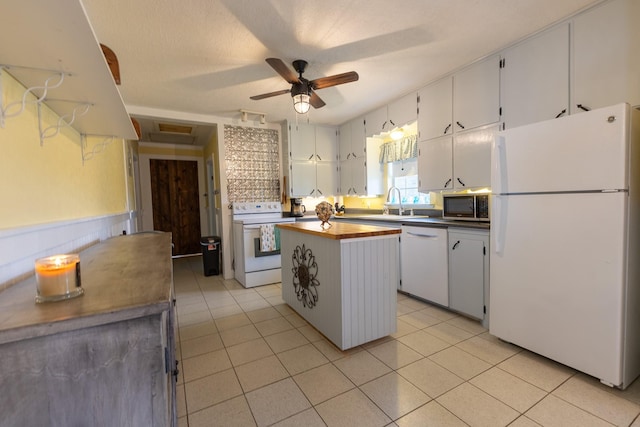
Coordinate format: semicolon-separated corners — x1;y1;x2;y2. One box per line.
35;254;83;303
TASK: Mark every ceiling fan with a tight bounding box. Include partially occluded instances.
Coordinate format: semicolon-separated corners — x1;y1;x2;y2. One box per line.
250;58;359;114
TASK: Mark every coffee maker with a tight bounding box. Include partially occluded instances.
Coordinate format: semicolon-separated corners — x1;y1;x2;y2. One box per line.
290;198;306;217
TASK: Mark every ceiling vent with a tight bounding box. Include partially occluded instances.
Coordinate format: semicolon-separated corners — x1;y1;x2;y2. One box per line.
149;122;197;144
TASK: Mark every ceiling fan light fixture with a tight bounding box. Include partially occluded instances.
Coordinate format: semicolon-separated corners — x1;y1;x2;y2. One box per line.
292;93;311;114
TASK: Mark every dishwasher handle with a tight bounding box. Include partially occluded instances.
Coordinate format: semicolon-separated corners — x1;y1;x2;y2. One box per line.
406;231;440;238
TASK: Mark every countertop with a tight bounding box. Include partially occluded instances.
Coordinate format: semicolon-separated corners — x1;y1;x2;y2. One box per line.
296;214;490;230
0;233;173;345
277;221;402;240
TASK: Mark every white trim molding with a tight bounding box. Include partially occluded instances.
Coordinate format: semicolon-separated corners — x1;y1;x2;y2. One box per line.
0;212;137;291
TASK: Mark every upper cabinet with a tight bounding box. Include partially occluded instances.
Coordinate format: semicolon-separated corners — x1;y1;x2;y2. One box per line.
285;122;339;197
418;135;453;191
365;106;389;137
314;125;339;162
453;55;500;132
417;124;496;192
338;117;380;196
339;117;366;161
499;24;570;130
418;77;453;141
289;123;317;160
387;93;418;130
0;0;137;140
418;55;499;142
572;0;640;114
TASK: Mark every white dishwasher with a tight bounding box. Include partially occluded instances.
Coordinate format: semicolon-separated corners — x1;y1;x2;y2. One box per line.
400;225;449;306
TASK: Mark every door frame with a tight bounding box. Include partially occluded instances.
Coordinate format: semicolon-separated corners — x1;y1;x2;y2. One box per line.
206;155;220;237
138;143;208;237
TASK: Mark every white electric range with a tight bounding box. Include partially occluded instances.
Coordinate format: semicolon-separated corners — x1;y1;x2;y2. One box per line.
232;201;295;288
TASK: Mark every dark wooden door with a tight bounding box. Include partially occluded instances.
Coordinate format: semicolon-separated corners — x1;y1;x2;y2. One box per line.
150;159;201;255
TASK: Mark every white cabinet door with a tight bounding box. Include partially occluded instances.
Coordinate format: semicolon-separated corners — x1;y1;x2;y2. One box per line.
400;226;448;306
351;156;367;195
388;92;417;129
350;117;367;158
315;126;338;162
366;137;384;196
339;157;366;196
366;105;389;137
418;136;453;192
454;55;500;131
418;76;453;141
449;230;487;320
290;161;316;197
339;159;353;195
289;122;316;160
339;123;351;161
572;0;640;113
500;24;569;130
452;125;496;190
316;161;338;197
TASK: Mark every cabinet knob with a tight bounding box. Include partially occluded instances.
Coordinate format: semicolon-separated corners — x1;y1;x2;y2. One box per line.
577;104;590;112
457;177;466;187
444;178;452;188
444;124;452;134
555;109;567;119
452;240;460;250
456;121;465;130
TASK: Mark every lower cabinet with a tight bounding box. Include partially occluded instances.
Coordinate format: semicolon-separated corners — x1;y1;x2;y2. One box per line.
400;225;449;306
448;228;489;324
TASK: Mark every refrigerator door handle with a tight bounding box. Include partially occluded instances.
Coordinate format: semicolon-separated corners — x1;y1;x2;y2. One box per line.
493;195;505;254
492;136;507;194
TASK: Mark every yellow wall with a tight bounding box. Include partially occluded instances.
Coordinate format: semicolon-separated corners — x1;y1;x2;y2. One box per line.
0;71;128;229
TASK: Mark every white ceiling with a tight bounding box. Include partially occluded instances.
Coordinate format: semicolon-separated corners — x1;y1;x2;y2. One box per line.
81;0;602;142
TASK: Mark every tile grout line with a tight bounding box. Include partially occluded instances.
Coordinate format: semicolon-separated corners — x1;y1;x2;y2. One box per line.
174;259;640;427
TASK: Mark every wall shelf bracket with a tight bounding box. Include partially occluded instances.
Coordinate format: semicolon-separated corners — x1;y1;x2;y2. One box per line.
38;100;92;145
0;65;69;128
81;133;115;164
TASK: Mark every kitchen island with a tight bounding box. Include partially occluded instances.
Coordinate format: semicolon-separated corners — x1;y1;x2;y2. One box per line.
277;221;400;350
0;233;176;426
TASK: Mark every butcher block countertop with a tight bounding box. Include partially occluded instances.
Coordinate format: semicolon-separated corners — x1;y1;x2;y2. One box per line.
277;221;401;240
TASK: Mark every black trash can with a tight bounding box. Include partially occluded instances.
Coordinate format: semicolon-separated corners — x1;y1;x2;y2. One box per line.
200;236;221;276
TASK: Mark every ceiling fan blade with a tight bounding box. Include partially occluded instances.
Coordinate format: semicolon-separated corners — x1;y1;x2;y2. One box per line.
265;58;300;84
250;89;291;100
310;71;359;90
309;91;326;109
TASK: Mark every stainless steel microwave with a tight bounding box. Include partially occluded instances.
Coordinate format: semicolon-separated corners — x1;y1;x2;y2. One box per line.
442;194;490;222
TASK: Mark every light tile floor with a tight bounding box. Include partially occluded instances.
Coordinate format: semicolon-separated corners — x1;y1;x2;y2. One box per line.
173;257;640;427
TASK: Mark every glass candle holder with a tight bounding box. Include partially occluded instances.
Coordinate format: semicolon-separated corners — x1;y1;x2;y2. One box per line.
34;254;84;303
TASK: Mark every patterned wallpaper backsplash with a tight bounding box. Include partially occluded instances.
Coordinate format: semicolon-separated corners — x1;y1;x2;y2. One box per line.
224;125;280;203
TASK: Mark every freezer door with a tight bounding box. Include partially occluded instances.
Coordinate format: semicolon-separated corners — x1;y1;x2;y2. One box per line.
490;192;627;386
492;103;629;194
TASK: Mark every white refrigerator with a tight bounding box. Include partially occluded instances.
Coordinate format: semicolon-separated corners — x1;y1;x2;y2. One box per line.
490;103;640;389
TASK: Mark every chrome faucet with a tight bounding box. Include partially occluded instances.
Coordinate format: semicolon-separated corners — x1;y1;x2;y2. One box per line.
386;186;404;215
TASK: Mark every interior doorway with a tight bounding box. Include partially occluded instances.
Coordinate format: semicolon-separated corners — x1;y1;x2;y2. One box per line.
150;159;202;255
